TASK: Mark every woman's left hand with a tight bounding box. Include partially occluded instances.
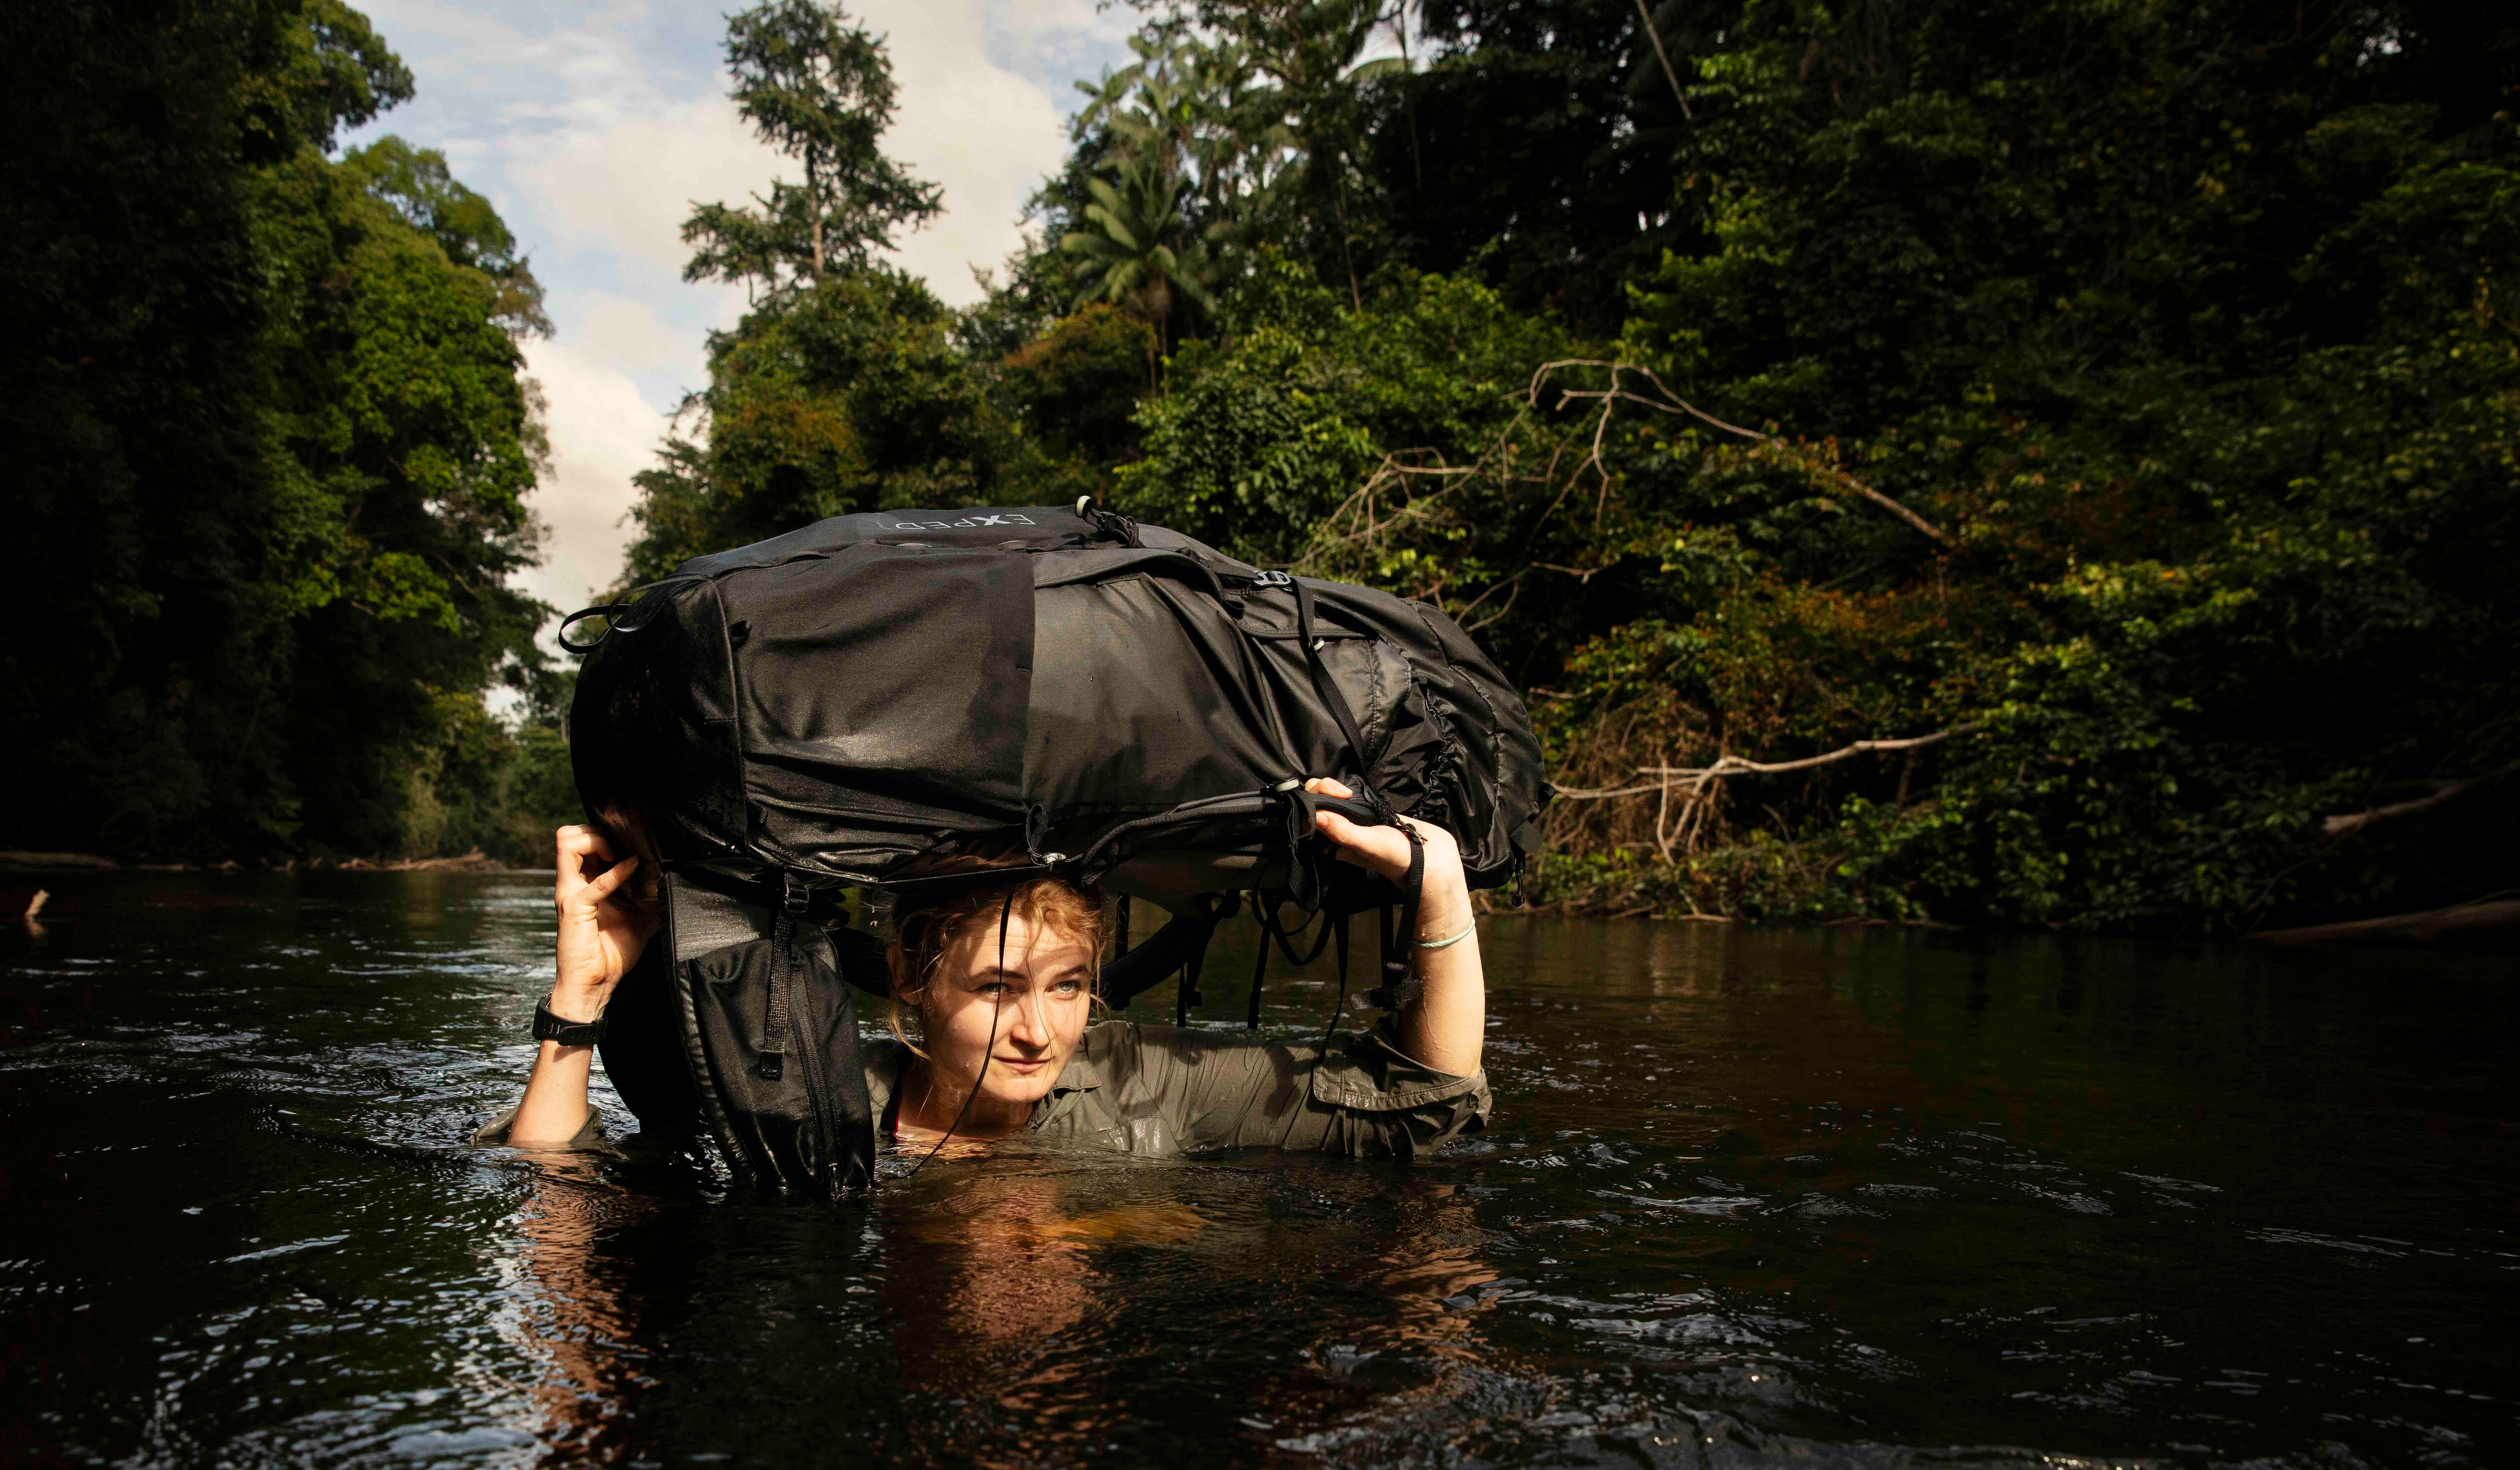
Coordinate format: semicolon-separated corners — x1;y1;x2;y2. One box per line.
1304;778;1467;902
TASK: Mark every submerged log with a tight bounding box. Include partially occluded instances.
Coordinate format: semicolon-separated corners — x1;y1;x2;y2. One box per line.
0;850;118;870
2250;900;2520;949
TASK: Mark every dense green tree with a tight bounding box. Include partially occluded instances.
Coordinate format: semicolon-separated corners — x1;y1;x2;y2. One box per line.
250;133;553;854
1060;163;1220;356
1352;0;1690;330
996;305;1160;468
1120;255;1575;575
682;0;943;296
623;266;1059;582
1108;0;2520;932
1;0;568;862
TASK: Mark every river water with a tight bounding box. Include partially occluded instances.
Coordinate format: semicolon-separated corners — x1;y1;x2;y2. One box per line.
1;871;2511;1467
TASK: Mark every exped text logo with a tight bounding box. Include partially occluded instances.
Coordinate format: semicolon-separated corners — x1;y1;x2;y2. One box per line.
881;513;1038;531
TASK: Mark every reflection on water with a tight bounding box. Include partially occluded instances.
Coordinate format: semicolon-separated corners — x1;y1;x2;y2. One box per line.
1;871;2513;1467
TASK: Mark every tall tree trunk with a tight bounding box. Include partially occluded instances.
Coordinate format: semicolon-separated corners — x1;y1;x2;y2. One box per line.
808;157;826;279
1333;161;1363;312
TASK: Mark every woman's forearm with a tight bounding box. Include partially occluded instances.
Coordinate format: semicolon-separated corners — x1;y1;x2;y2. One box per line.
511;1038;598;1144
505;827;655;1149
508;980;606;1145
1398;877;1485;1077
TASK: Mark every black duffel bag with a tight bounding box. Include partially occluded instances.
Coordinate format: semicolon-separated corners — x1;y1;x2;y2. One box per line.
563;501;1546;1194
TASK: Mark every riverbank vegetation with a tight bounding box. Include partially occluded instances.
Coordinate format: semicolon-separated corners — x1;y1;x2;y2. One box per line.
628;0;2520;934
3;0;572;864
8;0;2515;932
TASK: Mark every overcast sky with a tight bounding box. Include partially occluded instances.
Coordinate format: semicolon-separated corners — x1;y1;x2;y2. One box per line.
341;0;1138;626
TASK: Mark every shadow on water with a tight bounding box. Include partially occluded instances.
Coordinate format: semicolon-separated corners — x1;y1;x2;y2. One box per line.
1;872;2512;1466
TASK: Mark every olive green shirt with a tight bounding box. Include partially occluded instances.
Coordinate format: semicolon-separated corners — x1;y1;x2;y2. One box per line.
477;1019;1489;1162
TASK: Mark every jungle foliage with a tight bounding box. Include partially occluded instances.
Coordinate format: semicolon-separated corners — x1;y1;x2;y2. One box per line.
25;0;2509;928
1;0;571;863
633;0;2519;932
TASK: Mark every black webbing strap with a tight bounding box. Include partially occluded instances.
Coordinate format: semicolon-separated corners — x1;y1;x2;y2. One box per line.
1287;582;1431;1009
1176;936;1208;1026
1256;889;1337;968
1116;894;1131;952
556;575;697;652
1293;578;1379;802
1287;909;1356;1135
1333;909;1350;1009
1363;830;1426;1011
754;874;812;1081
1101;894;1233;1007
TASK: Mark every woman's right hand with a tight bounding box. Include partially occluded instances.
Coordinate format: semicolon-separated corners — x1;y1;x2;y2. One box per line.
551;825;659;1023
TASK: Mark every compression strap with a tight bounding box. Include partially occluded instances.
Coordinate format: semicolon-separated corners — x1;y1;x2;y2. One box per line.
1363;828;1426;1011
1292;578;1381;803
753;875;813;1082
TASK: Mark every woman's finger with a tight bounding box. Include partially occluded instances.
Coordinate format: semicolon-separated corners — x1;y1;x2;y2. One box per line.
554;825;615;862
583;856;639;901
1314;809;1406;877
1303;776;1355;800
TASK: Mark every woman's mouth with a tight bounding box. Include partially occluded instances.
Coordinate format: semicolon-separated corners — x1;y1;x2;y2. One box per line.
991;1055;1051;1072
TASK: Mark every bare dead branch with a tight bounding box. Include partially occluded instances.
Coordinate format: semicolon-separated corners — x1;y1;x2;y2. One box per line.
1532;360;1953;547
1553;723;1984;799
2320;781;2480;841
1632;0;1696;120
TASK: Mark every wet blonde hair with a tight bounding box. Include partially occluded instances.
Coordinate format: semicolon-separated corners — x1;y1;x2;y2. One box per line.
884;858;1108;1051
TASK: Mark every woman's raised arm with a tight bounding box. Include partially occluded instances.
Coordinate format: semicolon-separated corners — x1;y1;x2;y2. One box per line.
1303;778;1485;1077
509;825;659;1146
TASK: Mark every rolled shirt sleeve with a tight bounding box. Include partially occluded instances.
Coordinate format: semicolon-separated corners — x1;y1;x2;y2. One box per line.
468;1103;617;1155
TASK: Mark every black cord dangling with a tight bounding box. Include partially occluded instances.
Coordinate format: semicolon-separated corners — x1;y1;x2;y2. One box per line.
1246;891;1269;1029
901;888;1014;1180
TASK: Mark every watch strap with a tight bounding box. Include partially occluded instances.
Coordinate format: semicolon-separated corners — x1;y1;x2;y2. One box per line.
533;997;608;1047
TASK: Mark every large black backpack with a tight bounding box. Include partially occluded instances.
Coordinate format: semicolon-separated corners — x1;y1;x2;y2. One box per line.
564;502;1546;1193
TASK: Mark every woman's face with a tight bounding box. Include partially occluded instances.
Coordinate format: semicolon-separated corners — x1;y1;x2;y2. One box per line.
915;908;1097;1109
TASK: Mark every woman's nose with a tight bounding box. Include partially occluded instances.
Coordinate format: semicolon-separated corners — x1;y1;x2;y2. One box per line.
1006;987;1049;1045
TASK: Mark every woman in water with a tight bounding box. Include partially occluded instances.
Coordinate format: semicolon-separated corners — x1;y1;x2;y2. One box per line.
495;778;1488;1159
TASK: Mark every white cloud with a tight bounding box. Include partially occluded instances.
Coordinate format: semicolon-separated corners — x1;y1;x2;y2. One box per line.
348;0;1134;611
518;325;674;617
503;3;1085;306
857;0;1078;301
548;288;700;381
512;95;776;284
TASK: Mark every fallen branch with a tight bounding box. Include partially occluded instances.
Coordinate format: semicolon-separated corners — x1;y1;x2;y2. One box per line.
2250;899;2520;947
1553;723;1984;801
2320;781;2479;841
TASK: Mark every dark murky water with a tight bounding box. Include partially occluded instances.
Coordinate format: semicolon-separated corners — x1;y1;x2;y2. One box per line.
2;871;2513;1467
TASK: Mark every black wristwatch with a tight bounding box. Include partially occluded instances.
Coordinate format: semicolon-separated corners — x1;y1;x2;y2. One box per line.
533;997;608;1047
